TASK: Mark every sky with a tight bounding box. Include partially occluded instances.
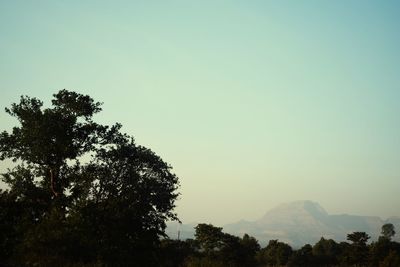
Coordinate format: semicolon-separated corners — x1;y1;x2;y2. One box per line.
1;1;400;225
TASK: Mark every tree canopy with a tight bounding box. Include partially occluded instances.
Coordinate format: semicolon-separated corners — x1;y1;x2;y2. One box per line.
382;223;396;241
0;90;180;266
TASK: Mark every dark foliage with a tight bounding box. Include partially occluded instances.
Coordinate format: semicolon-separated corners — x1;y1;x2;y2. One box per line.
0;90;179;266
184;224;260;267
257;239;293;266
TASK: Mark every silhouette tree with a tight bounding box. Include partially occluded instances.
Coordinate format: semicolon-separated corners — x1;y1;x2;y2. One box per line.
239;234;261;266
370;225;399;267
194;223;225;256
219;233;260;267
312;237;340;266
0;90;180;266
381;223;396;241
257;239;293;266
0;90;104;198
347;232;370;245
190;224;260;267
346;232;370;266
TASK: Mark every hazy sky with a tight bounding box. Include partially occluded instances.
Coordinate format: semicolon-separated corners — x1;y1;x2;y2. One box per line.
1;1;399;225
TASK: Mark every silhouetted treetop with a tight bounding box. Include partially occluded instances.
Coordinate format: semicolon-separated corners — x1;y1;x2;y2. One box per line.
0;90;180;266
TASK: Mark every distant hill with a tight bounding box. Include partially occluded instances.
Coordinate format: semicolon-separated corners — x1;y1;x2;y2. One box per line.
167;200;400;247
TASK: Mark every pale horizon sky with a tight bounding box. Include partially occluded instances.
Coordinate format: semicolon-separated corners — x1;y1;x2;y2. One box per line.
1;1;400;225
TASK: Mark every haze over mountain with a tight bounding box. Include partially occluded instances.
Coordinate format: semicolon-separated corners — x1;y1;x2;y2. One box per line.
167;200;400;247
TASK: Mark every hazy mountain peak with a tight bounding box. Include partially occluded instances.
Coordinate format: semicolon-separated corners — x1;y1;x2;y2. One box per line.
168;200;400;247
276;200;328;214
257;200;328;224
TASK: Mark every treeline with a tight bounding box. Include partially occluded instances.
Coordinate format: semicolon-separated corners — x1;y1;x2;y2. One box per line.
158;223;400;267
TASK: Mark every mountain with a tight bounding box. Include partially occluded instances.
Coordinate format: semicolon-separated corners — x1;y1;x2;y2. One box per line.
225;200;393;247
167;200;400;248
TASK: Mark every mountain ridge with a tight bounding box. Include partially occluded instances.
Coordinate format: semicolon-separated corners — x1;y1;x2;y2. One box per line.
167;200;400;247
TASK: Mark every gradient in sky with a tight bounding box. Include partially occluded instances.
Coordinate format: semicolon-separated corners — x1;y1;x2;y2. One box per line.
1;1;399;225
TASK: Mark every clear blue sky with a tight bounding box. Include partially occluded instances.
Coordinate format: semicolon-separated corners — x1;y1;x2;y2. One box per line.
1;1;399;225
